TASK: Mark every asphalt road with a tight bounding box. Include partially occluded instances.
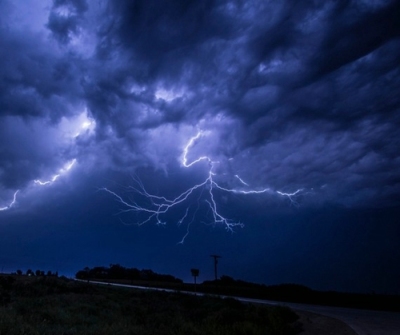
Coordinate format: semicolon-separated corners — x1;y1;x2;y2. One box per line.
76;279;400;335
239;298;400;335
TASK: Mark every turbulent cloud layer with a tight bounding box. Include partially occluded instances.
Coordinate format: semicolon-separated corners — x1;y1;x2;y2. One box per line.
1;0;400;295
1;0;399;211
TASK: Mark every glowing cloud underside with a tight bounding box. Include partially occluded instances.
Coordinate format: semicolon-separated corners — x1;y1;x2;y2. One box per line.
102;131;304;242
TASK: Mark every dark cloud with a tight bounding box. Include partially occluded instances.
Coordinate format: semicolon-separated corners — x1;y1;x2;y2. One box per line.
0;33;82;120
98;0;233;62
1;0;399;204
47;0;88;44
310;1;400;80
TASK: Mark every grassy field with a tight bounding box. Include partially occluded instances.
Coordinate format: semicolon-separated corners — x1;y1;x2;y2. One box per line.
0;275;300;335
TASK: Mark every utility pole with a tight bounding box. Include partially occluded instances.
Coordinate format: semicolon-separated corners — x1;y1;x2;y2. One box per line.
210;254;221;281
190;269;199;294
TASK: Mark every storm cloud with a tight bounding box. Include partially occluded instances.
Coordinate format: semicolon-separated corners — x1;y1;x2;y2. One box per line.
0;0;399;293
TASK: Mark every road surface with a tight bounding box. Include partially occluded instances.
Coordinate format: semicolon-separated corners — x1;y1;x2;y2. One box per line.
239;298;400;335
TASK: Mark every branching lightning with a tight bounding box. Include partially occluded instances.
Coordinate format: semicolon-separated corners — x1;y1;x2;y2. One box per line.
0;190;19;211
102;131;304;240
276;189;303;206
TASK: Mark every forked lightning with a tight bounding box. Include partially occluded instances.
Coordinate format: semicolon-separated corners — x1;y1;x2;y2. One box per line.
102;131;304;240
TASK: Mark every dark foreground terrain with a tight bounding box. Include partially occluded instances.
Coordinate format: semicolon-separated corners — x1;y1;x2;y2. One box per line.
77;265;400;312
0;275;301;335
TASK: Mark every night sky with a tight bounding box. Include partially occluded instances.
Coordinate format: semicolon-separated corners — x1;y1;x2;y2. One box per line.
1;0;399;294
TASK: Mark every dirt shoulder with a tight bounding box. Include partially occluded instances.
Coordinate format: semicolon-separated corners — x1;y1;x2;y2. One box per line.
296;310;358;335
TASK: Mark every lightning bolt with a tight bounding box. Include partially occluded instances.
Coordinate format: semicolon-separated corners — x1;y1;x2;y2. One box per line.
0;190;19;211
276;189;303;206
235;175;249;186
34;159;76;186
1;111;90;213
34;175;60;186
103;131;304;240
1;159;77;213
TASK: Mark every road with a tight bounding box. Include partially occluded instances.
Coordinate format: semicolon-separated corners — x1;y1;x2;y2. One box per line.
239;298;400;335
76;279;400;335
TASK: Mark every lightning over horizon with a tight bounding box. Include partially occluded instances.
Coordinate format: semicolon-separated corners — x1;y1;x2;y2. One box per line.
102;131;305;240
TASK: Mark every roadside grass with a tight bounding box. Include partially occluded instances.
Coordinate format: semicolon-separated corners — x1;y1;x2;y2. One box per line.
0;276;300;335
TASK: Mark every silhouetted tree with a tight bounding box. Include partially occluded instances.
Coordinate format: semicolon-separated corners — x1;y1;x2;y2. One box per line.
220;275;235;284
75;265;183;283
109;264;125;279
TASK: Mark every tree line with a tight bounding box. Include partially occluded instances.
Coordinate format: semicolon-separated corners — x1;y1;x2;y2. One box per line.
13;269;58;277
75;264;183;283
